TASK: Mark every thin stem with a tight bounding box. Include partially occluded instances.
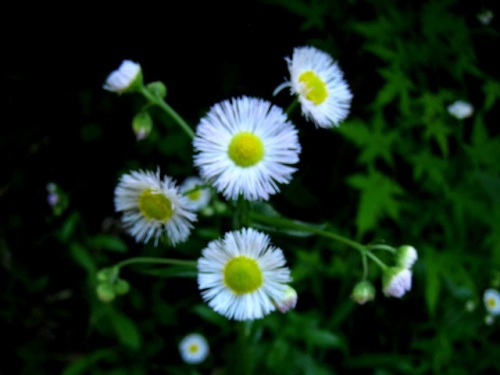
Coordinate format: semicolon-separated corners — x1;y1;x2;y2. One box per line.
140;87;195;139
114;257;197;270
250;212;365;252
285;97;299;116
361;251;369;280
365;251;388;271
366;244;397;253
238;321;251;375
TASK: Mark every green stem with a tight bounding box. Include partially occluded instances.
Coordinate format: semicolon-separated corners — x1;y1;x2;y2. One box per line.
140;87;195;139
285;97;299;116
238;321;251;375
250;212;365;252
361;251;369;280
114;257;197;270
365;251;388;271
366;244;397;253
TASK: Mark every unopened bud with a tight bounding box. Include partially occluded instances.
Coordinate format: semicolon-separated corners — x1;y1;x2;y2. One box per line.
396;245;418;269
351;281;376;305
132;111;153;140
274;286;298;313
97;283;116;303
146;81;167;99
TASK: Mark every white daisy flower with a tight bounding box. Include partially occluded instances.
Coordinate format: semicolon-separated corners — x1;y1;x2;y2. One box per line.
114;169;197;246
179;333;209;364
447;100;474;119
180;176;211;211
197;227;292;321
274;45;353;128
483;289;500;316
193;96;301;201
382;267;412;298
103;60;143;94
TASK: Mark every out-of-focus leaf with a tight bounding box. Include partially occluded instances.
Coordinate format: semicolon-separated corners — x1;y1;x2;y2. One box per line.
69;242;97;276
111;311;142;350
90;234;128;253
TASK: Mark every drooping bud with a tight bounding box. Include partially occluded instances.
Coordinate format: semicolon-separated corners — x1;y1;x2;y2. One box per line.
396;245;418;269
351;280;376;305
132;111;153;141
382;267;412;298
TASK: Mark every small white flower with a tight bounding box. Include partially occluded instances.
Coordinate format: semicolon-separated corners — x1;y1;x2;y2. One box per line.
396;245;418;269
447;100;474;119
180;176;211;211
103;60;143;94
179;333;209;364
483;289;500;316
274;45;353;128
197;227;292;321
114;169;197;246
383;267;412;298
193;96;301;201
485;314;495;326
477;10;494;25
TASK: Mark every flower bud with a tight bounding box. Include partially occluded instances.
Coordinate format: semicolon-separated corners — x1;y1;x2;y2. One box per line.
96;283;116;303
382;267;412;298
114;279;130;296
396;245;418;269
132;111;153;141
351;280;376;305
274;286;298;313
146;81;167;99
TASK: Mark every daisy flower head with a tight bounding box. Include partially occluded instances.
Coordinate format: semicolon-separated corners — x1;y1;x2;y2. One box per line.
103;59;143;94
180;176;211;211
179;333;209;364
193;96;301;201
114;169;197;246
197;227;292;321
447;100;474;119
274;46;353;128
483;289;500;316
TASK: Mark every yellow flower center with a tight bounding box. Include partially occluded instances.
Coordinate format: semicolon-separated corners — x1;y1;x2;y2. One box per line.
187;189;202;201
487;297;497;309
188;344;199;353
138;189;173;222
228;132;264;167
224;256;263;294
298;70;328;105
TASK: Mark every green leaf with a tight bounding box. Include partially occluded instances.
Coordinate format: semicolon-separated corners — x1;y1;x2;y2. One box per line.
423;248;441;316
62;349;117;375
69;242;97;276
347;171;405;234
304;328;346;350
90;234;128;253
57;211;80;242
111;311;142;350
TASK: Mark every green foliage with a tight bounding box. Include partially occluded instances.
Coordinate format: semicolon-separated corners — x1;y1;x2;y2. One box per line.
3;0;500;374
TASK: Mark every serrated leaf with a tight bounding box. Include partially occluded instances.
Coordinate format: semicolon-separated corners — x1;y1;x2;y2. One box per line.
347;171;404;234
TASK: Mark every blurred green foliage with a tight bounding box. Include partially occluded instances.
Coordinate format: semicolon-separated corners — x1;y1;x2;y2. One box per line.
2;0;499;374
